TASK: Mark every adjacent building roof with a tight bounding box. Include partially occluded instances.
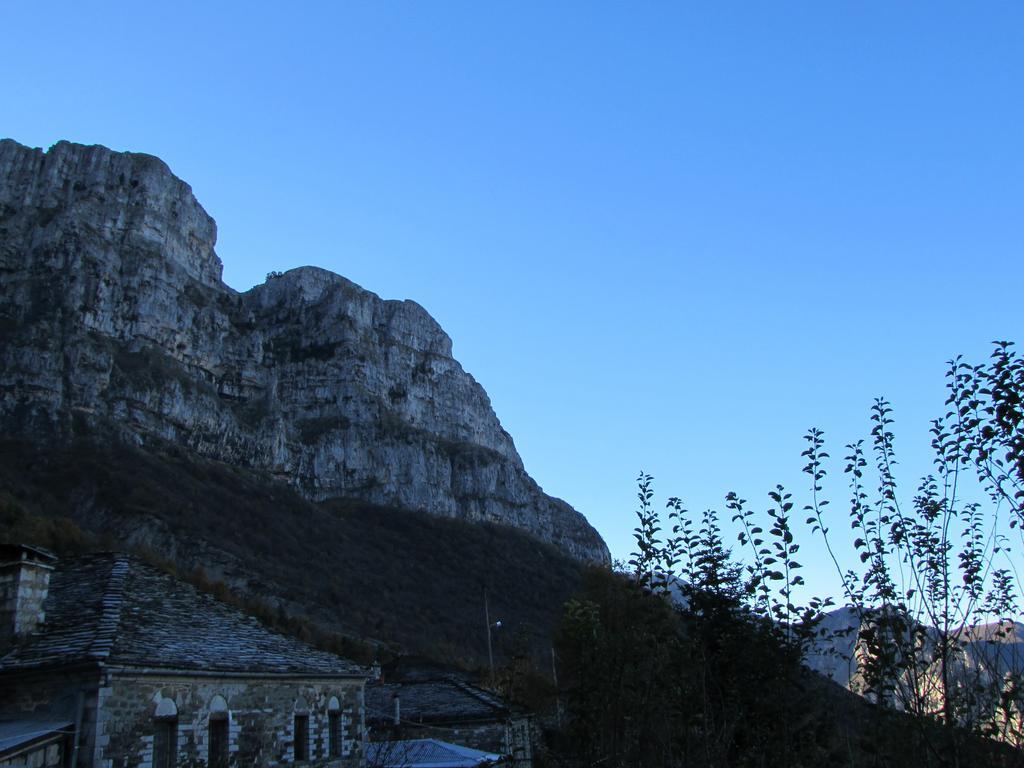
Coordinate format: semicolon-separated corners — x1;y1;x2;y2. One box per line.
0;553;364;677
365;678;510;725
0;543;57;565
0;718;73;756
365;738;502;768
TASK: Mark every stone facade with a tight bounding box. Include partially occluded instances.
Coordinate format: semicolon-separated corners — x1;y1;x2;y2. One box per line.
0;546;55;640
0;548;369;767
1;671;365;768
98;674;363;768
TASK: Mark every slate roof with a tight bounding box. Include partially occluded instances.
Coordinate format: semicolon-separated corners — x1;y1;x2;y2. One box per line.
365;678;510;725
365;738;502;768
0;553;364;676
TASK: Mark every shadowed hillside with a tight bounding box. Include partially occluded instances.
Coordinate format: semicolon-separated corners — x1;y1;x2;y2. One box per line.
0;436;584;666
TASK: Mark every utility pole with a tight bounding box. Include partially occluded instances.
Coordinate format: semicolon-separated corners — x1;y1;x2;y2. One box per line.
551;644;563;727
484;587;494;682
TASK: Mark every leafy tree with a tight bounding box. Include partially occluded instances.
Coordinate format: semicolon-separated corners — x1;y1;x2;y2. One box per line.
553;567;689;767
552;342;1024;767
798;344;1024;764
554;480;838;767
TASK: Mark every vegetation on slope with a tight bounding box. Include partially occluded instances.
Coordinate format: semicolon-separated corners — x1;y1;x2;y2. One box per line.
540;342;1024;767
0;435;583;667
545;565;1021;768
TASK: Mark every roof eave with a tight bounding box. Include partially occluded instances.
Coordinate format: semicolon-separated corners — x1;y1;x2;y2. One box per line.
0;659;105;679
103;664;368;681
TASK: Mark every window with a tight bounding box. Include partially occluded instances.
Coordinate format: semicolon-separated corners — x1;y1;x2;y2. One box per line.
327;696;342;759
294;714;309;762
208;695;229;768
209;714;228;768
7;736;64;768
328;712;341;758
153;718;177;768
153;698;178;768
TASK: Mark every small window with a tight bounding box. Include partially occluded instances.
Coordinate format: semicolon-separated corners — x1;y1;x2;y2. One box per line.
294;714;309;762
153;697;178;768
153;717;178;768
328;712;341;758
327;696;341;759
209;713;228;768
208;695;229;768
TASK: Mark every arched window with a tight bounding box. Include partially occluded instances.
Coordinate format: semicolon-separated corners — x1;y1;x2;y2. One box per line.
293;697;310;762
208;695;229;768
327;697;341;759
153;697;178;768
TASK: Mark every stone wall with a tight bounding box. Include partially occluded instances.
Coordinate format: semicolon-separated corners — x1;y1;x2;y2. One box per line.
0;670;365;768
95;673;365;768
0;559;54;639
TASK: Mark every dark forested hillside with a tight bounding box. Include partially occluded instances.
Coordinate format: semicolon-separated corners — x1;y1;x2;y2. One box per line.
0;436;583;666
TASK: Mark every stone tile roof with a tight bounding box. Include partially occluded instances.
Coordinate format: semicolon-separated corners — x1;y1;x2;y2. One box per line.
365;738;501;768
365;678;510;725
0;553;363;676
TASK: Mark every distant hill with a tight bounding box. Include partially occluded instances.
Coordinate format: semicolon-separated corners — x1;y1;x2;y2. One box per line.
804;604;1024;737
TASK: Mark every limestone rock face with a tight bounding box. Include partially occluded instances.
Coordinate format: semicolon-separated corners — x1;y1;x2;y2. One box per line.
0;139;609;563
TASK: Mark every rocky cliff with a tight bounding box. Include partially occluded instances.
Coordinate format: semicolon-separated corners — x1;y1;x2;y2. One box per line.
0;139;608;563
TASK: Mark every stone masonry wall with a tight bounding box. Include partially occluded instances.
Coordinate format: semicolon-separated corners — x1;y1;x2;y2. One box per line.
95;674;364;768
0;561;53;638
0;566;19;641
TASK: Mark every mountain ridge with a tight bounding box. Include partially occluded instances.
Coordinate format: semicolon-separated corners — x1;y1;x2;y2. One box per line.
0;137;608;563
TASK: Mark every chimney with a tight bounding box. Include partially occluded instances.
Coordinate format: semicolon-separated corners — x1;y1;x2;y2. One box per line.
0;544;57;641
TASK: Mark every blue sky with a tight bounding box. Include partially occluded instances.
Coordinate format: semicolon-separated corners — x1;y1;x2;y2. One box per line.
5;2;1023;602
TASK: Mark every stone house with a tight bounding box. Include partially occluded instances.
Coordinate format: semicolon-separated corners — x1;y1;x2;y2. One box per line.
365;671;531;768
0;544;367;767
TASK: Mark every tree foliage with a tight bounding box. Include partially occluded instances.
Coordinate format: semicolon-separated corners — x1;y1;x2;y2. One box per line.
793;344;1024;763
551;342;1024;767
